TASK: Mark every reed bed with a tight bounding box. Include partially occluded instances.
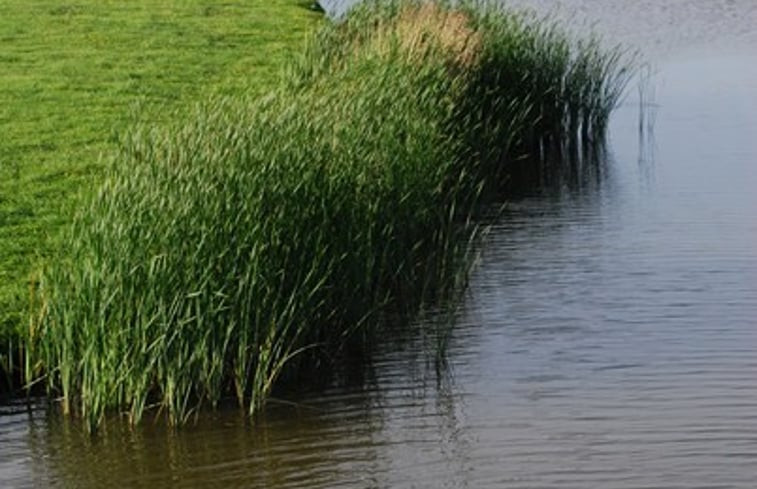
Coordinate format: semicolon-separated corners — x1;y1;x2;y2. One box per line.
27;0;631;429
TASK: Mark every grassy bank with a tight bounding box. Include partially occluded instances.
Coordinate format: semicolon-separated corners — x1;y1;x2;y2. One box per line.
0;0;320;389
27;0;631;429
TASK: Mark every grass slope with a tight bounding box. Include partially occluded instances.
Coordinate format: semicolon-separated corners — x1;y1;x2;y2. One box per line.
0;0;320;376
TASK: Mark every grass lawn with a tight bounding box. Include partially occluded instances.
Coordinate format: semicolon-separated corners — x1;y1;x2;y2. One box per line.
0;1;321;351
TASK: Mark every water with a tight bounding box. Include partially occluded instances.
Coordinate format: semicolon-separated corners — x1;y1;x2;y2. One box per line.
3;2;757;488
317;0;357;18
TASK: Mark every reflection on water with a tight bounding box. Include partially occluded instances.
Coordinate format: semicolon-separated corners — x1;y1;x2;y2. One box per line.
3;2;757;488
503;0;757;59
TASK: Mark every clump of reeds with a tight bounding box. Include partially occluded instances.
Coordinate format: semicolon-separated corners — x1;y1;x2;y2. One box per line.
27;0;631;430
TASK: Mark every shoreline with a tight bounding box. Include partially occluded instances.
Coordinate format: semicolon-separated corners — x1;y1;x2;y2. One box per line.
4;1;631;426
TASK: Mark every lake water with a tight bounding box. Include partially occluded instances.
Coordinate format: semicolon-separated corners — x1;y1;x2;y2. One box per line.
2;1;757;487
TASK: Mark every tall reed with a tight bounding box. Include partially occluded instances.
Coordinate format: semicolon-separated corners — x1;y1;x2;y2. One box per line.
28;0;631;429
1;337;12;396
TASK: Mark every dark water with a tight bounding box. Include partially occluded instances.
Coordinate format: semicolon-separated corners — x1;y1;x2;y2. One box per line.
3;2;757;488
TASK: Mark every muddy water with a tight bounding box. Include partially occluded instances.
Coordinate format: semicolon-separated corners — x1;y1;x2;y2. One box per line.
3;2;757;488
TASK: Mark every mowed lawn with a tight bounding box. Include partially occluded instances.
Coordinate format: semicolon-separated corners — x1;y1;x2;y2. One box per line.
0;1;320;343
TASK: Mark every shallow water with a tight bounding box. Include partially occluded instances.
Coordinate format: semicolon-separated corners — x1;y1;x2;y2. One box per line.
3;2;757;488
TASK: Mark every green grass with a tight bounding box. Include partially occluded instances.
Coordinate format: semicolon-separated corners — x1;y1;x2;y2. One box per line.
0;0;321;385
27;0;631;429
